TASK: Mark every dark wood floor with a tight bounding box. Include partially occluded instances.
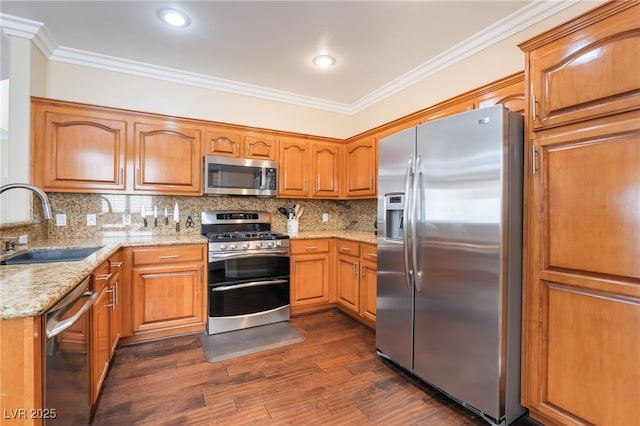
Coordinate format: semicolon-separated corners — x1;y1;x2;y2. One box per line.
93;310;535;425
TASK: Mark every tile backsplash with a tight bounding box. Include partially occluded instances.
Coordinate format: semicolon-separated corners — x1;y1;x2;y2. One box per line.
45;193;376;239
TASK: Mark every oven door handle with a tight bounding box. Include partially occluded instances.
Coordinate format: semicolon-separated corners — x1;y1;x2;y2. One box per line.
210;250;289;261
211;279;288;292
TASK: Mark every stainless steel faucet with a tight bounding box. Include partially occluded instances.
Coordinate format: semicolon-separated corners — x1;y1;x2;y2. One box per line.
0;183;53;219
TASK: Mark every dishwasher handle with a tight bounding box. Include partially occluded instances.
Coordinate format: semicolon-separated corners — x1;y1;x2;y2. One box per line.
46;291;97;339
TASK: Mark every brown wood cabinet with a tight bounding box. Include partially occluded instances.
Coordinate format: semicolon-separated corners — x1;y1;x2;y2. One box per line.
279;137;340;198
32;98;203;195
343;136;376;198
278;137;309;197
0;317;42;426
203;126;243;157
290;239;331;314
359;243;378;325
204;126;278;160
526;5;640;131
89;250;124;405
90;261;111;404
244;133;278;160
108;252;123;357
334;240;378;327
133;118;202;194
31;100;128;193
519;3;640;425
312;143;340;198
128;244;206;342
336;239;361;315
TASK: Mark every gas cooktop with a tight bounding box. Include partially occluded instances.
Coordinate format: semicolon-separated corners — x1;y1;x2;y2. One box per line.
201;210;290;256
204;231;288;242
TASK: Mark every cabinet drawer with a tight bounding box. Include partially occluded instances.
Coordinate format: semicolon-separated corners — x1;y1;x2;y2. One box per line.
92;261;110;292
361;244;378;262
290;239;330;254
109;250;124;275
336;239;360;257
132;245;204;266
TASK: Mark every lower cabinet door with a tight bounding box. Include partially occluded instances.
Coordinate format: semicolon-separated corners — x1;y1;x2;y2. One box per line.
108;275;121;357
132;263;204;332
91;287;110;404
291;254;330;307
360;260;377;323
336;255;360;314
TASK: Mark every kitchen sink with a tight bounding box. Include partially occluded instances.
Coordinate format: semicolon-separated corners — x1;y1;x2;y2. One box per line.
0;246;104;265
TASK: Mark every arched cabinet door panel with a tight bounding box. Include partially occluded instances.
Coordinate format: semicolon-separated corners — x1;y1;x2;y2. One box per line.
344;136;376;198
32;100;128;192
133;119;202;195
278;137;310;197
522;4;640;130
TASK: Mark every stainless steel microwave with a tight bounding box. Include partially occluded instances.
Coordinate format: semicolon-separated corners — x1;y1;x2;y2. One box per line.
203;155;278;196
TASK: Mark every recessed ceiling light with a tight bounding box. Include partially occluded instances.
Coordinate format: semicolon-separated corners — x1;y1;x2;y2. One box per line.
312;54;336;68
158;8;190;28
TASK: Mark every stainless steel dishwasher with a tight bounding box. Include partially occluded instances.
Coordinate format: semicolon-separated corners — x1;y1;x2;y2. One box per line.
43;276;97;425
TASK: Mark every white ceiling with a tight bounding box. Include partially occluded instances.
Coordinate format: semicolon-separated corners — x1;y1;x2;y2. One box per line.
0;1;576;114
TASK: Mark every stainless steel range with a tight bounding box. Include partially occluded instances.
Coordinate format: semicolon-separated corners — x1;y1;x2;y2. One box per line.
202;210;290;335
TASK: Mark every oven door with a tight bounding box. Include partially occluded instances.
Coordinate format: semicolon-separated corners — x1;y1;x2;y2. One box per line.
208;252;290;334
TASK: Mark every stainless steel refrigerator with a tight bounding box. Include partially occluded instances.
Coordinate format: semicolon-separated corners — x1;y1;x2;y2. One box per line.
376;105;526;425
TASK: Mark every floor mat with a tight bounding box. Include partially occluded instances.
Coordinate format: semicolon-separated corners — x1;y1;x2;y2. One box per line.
200;321;305;363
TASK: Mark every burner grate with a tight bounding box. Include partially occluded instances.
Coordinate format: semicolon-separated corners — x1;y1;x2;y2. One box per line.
205;231;288;242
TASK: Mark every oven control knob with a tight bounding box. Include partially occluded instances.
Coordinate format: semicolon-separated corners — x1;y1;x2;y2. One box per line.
255;242;262;248
276;240;282;247
220;244;227;251
267;241;275;248
242;243;250;249
230;243;237;250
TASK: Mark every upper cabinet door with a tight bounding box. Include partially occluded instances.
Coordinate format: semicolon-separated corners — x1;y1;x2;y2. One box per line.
134;119;202;195
311;143;340;198
244;134;278;160
32;101;128;192
279;137;310;197
523;4;640;130
344;136;376;198
203;127;242;158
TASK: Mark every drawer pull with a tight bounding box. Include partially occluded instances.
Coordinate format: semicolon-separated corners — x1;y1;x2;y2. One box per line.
305;246;318;251
111;261;123;268
95;273;112;281
340;247;351;252
367;253;378;258
158;255;181;259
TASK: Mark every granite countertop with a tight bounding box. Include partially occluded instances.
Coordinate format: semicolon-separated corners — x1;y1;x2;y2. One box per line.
1;230;376;320
0;234;207;320
289;230;377;245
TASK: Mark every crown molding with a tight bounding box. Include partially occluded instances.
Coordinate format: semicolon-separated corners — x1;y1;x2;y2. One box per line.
1;1;577;115
0;13;56;57
350;0;578;113
50;46;354;114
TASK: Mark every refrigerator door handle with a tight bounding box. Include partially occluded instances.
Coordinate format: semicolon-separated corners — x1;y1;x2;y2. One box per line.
412;154;422;292
403;155;415;288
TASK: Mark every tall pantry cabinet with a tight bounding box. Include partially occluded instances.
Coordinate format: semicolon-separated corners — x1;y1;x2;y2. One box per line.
519;3;640;425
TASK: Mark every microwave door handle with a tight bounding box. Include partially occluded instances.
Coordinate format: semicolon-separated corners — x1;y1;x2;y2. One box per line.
261;166;267;190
